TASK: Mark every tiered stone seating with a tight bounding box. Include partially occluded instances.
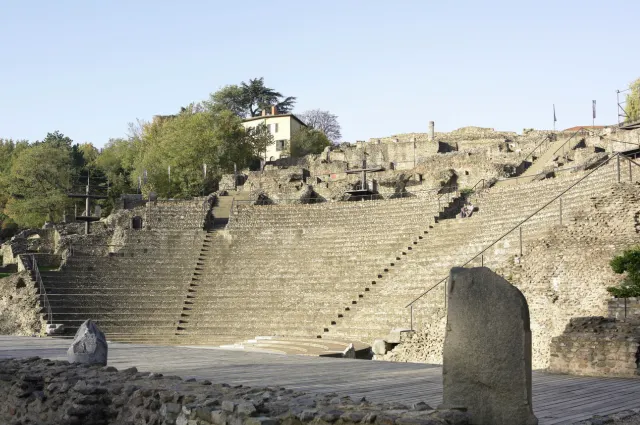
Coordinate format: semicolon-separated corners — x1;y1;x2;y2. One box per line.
177;194;444;343
41;200;206;342
326;159;623;346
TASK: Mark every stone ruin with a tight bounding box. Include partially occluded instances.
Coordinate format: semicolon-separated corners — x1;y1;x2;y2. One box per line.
232;125;617;204
0;357;471;425
549;315;640;377
442;267;537;425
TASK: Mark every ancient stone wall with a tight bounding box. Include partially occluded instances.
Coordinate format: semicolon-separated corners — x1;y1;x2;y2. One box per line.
0;272;44;336
548;316;640;377
0;357;469;425
609;297;640;320
375;179;639;368
499;183;640;369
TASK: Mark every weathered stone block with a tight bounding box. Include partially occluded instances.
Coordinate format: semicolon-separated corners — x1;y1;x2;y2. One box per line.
67;320;108;366
442;267;537;425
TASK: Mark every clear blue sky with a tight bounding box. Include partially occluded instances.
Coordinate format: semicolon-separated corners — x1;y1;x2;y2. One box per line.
1;0;639;146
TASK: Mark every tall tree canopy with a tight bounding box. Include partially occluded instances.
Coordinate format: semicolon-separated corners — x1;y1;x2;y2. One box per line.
299;109;342;142
3;143;73;227
207;77;296;118
133;107;260;197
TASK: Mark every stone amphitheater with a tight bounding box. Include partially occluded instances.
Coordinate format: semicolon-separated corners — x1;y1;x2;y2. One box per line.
4;124;640;424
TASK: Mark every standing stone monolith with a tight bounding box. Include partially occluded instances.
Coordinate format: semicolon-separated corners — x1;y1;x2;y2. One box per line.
442;267;537;425
67;320;108;366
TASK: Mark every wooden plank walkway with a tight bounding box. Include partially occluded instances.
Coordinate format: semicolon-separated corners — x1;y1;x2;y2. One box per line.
1;337;638;425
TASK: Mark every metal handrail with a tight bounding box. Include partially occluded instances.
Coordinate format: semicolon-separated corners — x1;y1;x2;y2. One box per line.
519;132;554;166
549;127;593;159
26;254;53;324
405;151;638;310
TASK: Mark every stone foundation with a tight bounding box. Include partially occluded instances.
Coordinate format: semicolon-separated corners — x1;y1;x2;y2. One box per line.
0;357;470;425
548;316;640;377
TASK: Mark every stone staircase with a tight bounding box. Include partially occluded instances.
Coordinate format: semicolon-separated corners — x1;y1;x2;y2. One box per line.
212;189;251;228
498;132;584;187
325;160;622;354
177;194;448;346
40;200;208;343
175;229;215;335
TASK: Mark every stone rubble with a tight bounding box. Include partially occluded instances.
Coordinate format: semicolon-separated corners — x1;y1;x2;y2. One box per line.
67;319;108;366
0;357;470;425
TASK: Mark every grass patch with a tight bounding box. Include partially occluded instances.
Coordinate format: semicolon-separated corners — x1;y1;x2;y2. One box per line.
38;266;59;271
0;272;14;278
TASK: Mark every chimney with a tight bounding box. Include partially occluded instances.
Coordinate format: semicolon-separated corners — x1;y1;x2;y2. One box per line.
271;105;277;115
428;121;435;140
261;109;267;117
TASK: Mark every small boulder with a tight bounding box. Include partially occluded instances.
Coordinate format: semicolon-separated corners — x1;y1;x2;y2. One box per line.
67;320;108;366
342;343;356;359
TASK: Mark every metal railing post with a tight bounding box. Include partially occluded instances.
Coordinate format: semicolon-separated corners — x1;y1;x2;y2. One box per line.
559;197;563;226
519;226;523;257
481;254;484;267
410;305;413;331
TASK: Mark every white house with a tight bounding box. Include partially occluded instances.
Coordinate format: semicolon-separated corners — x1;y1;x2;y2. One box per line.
241;106;307;161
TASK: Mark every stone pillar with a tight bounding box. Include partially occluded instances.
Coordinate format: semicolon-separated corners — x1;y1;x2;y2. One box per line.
442;267;538;425
428;121;435;140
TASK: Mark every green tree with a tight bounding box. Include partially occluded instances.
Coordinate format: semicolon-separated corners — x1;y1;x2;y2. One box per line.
207;77;296;118
207;85;247;117
625;78;640;122
94;138;139;214
606;247;640;297
134;107;254;197
245;123;274;161
40;131;73;149
4;143;73;227
289;128;331;158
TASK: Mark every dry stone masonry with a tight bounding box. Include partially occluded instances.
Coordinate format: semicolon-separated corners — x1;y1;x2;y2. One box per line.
549;316;640;377
442;267;537;425
0;357;470;425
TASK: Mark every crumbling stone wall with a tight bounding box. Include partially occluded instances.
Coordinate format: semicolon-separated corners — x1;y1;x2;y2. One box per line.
0;272;44;336
0;357;469;425
1;229;57;266
549;316;640;377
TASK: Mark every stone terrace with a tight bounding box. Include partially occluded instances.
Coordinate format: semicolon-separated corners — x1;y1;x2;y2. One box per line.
40;200;207;342
326;160;634;362
176;193;446;344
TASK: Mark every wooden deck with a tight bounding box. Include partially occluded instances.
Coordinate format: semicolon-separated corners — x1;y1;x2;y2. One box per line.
1;336;638;425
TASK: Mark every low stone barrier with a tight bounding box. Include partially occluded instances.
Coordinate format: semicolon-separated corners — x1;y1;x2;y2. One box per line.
549;316;640;377
0;357;470;425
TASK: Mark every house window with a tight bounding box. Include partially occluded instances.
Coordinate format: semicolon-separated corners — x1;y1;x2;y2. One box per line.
275;140;286;151
274;123;279;133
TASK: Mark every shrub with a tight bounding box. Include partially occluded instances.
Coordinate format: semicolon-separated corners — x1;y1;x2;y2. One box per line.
606;247;640;297
459;188;475;197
